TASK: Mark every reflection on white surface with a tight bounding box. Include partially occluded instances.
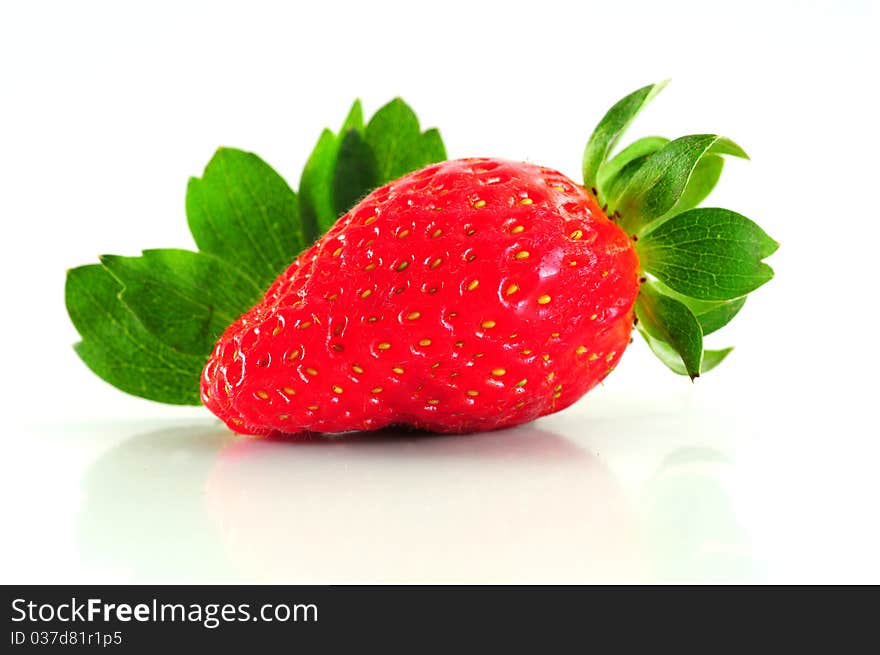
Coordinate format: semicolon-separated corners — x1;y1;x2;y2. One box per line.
639;449;757;582
203;427;642;584
78;425;233;582
71;396;759;583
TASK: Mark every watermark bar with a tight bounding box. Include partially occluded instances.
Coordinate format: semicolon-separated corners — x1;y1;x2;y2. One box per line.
2;585;869;649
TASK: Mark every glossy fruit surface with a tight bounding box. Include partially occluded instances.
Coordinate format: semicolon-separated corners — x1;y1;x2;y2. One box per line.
201;158;640;435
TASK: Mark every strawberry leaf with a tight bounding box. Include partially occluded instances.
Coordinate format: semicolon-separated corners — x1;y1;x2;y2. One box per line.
186;148;305;291
638;207;778;301
597;136;669;198
66;265;204;405
695;347;733;373
332;128;378;218
582;81;668;200
299;129;344;239
100;249;263;356
667;153;724;216
593;89;775;380
299;100;366;238
615;135;748;234
635;282;703;379
698;347;733;373
365;97;447;183
692;296;747;336
299;99;446;238
421;128;447;163
650;281;747;336
639;327;732;377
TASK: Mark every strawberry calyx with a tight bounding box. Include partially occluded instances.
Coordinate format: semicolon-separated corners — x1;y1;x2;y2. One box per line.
583;82;777;379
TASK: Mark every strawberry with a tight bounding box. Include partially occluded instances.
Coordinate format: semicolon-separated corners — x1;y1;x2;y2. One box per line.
66;82;775;433
201;158;639;435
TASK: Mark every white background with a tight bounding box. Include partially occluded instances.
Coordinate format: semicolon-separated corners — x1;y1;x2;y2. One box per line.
1;0;878;583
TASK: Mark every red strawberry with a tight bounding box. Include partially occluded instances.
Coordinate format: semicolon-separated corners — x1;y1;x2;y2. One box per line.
64;83;774;428
201;158;639;435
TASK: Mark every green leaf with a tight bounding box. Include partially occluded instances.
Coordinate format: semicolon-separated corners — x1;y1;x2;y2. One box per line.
693;296;746;335
186;148;306;291
615;135;748;233
582;81;668;198
635;282;704;379
650;280;747;336
421;128;447;163
299;100;367;238
639;327;733;377
597;136;669;198
339;97;365;134
638;207;778;301
698;347;734;373
365;97;447;183
332;128;379;217
298;128;341;240
100;249;263;357
66;265;204;405
299;99;447;237
668;153;724;216
603;152;662;212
